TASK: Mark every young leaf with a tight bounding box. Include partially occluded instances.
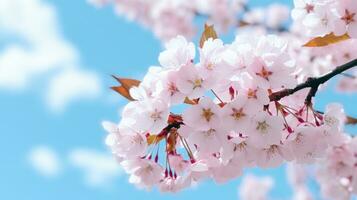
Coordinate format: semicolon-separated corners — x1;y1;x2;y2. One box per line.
303;33;350;47
199;24;218;48
184;97;199;105
112;75;141;90
111;75;141;101
111;86;135;101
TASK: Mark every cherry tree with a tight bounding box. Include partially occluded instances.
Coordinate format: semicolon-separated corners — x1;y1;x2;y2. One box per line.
97;0;357;199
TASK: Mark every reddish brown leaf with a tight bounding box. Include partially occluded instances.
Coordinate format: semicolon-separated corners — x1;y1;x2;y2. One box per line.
184;97;199;105
199;24;218;48
111;86;135;101
303;33;350;47
111;75;141;101
112;75;140;89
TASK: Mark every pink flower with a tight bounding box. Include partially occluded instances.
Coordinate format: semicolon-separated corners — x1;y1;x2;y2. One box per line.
103;121;148;159
221;95;258;132
176;65;212;99
246;113;284;148
255;144;293;168
286;126;327;163
182;97;221;131
335;0;357;37
121;99;169;134
121;158;164;189
159;36;195;70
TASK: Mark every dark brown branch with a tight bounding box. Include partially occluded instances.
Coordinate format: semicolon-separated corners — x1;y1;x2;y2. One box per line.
346;115;357;125
269;59;357;102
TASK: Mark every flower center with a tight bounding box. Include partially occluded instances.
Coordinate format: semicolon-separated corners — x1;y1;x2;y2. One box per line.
201;108;214;122
144;165;154;173
233;142;247;152
341;9;356;25
168;82;179;96
231;108;246;120
192;78;203;89
256;120;269;133
247;89;258;99
203;129;216;137
151;109;162;121
304;3;314;13
343;53;351;60
131;134;144;145
206;62;214;70
324;116;338;127
267;145;278;154
256;66;273;81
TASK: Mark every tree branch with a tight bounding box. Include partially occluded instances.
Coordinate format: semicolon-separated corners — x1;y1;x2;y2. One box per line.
269;59;357;102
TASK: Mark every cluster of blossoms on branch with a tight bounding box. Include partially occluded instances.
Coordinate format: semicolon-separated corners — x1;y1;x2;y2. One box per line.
291;0;357;38
98;0;357;198
103;32;353;193
88;0;293;41
316;135;357;200
88;0;357;92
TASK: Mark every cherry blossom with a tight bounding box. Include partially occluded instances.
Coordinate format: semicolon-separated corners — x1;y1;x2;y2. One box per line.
292;0;357;39
103;32;357;192
247;113;284;148
100;2;357;194
183;97;221;131
159;36;195;70
121;158;164;189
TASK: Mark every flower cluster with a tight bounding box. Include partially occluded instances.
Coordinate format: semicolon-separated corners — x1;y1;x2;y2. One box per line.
88;0;294;42
103;35;348;192
88;0;246;41
291;0;357;38
316;135;357;200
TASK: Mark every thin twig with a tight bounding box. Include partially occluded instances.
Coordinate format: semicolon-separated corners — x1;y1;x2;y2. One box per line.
269;59;357;102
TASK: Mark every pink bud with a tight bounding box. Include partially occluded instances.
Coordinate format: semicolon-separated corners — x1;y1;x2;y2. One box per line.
297;117;305;123
315;120;320;126
287;126;293;133
229;86;235;100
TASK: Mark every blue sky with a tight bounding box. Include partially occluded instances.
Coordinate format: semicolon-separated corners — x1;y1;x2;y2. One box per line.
0;0;356;200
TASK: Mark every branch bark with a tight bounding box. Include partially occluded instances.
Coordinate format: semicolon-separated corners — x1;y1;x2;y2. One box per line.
269;58;357;102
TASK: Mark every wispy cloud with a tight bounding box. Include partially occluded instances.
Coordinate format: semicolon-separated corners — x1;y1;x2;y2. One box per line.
28;146;62;177
28;146;122;187
46;68;101;112
0;0;102;111
68;148;122;187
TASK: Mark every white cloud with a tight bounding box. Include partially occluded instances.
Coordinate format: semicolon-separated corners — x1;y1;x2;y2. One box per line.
28;146;122;187
0;0;101;111
28;146;62;177
68;148;122;187
46;68;101;112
